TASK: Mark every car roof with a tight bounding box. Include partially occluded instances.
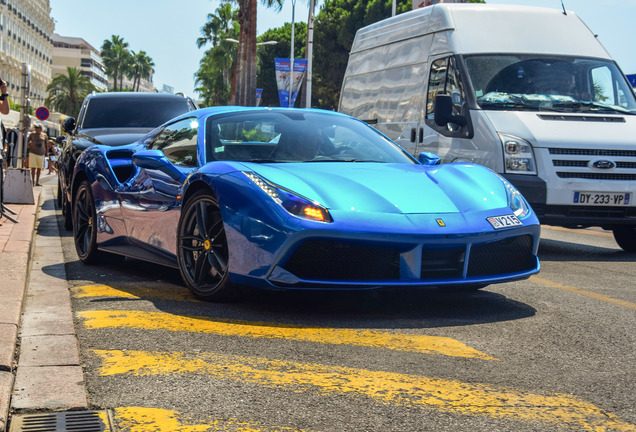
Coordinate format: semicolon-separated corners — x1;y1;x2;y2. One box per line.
85;92;189;101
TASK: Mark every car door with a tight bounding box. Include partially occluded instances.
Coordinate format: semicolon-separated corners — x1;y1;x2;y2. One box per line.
121;117;200;258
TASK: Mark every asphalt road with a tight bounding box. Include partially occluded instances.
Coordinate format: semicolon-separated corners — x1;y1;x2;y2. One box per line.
58;214;636;432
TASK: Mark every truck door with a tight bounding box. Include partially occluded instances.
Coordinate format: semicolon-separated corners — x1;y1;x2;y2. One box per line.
420;55;474;162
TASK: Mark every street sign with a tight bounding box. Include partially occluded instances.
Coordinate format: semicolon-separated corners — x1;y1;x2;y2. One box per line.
627;74;636;88
35;106;49;121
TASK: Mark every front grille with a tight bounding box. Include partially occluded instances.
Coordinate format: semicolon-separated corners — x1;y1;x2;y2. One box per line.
282;240;401;280
557;172;636;181
421;247;465;279
549;148;636;157
467;235;535;277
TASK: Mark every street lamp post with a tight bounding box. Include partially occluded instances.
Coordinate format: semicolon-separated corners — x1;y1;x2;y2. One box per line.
289;0;297;108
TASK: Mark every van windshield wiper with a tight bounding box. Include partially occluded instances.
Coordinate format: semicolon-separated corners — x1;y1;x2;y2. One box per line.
478;101;561;112
552;101;635;115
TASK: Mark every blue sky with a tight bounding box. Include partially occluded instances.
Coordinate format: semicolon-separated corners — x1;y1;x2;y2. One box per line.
49;0;635;98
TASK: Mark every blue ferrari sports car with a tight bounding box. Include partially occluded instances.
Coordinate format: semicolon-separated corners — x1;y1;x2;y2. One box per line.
71;107;540;301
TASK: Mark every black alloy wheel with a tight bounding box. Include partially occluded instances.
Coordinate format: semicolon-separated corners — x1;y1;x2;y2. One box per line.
73;180;99;264
63;186;73;230
177;190;234;301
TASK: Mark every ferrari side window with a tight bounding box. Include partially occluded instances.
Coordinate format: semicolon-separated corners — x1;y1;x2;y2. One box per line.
154;117;199;167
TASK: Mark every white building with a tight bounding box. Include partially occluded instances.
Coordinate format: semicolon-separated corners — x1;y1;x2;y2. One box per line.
52;33;108;91
0;0;54;108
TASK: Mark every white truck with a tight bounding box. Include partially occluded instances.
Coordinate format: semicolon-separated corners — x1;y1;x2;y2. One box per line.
339;3;636;251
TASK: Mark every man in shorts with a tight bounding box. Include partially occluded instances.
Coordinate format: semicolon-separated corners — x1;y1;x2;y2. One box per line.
27;123;48;186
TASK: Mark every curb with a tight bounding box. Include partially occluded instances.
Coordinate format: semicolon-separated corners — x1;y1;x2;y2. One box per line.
0;183;88;431
0;188;40;432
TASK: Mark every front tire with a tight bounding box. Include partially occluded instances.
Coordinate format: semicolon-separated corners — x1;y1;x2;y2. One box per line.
73;181;99;264
177;190;235;301
613;225;636;252
63;185;73;230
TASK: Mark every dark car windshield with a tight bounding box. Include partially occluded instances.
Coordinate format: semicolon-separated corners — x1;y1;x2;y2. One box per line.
464;54;636;114
81;97;193;129
205;111;416;164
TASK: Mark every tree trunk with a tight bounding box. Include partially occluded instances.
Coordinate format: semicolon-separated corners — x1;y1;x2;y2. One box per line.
231;0;257;106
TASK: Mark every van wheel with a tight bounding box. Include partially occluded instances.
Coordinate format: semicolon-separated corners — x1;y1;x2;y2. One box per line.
612;225;636;252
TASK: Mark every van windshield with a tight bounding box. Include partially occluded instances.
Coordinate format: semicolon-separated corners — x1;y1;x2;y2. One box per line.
464;55;636;115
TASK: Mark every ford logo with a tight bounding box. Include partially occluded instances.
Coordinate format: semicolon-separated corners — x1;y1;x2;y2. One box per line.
590;159;616;170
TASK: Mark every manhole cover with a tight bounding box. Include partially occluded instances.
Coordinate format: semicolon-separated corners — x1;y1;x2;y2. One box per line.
9;411;109;432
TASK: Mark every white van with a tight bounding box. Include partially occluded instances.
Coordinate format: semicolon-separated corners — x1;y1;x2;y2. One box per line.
339;3;636;251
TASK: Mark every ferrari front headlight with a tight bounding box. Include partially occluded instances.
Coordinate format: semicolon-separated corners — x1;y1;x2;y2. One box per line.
500;177;530;218
243;172;332;223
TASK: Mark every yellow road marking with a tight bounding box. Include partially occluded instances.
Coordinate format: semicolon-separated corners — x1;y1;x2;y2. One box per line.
96;350;635;432
541;225;613;238
78;310;496;360
113;407;313;432
72;284;198;302
530;276;636;311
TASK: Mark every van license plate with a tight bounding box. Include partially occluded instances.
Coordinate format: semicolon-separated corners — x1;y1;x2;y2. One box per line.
573;192;631;206
487;214;522;230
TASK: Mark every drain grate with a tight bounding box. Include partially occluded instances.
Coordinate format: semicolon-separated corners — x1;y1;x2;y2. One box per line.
9;411;109;432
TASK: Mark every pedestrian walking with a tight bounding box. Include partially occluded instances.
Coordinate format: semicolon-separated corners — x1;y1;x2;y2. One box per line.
47;139;59;174
27;123;48;186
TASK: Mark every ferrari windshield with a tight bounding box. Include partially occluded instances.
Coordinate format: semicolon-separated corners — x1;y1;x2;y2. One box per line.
205;110;416;163
464;55;636;114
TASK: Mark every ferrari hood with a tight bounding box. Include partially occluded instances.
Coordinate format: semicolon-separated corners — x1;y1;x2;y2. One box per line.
245;162;509;215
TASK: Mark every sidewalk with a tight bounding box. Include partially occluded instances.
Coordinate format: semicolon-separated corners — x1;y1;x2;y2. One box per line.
0;172;88;432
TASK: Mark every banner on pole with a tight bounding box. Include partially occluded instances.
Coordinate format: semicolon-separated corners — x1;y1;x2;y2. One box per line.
275;58;308;108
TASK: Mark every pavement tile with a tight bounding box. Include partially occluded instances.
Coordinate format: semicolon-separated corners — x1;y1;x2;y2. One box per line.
0;325;17;370
18;310;75;337
0;300;22;326
23;291;71;311
0;371;13;432
18;335;80;367
11;366;87;411
2;241;30;254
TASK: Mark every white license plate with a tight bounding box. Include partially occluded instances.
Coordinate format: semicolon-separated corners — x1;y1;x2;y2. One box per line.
487;214;522;230
573;192;631;206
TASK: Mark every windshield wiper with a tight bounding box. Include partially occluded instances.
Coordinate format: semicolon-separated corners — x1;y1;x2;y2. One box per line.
478;101;561;112
553;101;635;115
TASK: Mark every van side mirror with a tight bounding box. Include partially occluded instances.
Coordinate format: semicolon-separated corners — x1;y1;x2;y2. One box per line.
132;149;186;182
62;117;76;133
434;94;466;127
418;152;441;165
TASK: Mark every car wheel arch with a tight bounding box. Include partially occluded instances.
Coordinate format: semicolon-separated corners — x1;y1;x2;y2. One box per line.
181;179;217;208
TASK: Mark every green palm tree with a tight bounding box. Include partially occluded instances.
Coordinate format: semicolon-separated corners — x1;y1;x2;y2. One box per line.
130;51;155;92
197;2;237;49
45;67;96;117
196;2;239;106
101;35;130;91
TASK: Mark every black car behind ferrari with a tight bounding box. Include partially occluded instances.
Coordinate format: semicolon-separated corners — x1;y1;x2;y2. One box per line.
58;92;198;229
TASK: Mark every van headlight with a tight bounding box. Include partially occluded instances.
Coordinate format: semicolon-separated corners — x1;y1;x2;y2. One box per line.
499;133;537;175
243;171;333;223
